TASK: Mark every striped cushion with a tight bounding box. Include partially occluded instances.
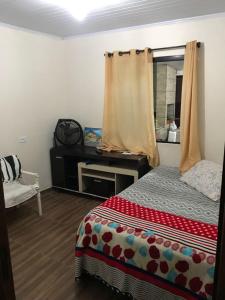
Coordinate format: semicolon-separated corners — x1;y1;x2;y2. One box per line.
0;155;21;182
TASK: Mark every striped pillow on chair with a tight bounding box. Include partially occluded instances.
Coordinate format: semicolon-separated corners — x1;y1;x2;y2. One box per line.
0;155;22;182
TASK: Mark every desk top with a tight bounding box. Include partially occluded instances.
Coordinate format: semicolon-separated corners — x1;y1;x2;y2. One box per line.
51;145;148;165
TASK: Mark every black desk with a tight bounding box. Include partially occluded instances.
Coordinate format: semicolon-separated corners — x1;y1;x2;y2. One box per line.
50;145;150;193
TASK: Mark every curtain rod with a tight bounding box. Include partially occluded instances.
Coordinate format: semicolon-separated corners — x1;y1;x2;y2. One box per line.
105;42;201;57
153;42;201;52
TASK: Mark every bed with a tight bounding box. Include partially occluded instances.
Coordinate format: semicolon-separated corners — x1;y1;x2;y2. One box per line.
75;166;219;300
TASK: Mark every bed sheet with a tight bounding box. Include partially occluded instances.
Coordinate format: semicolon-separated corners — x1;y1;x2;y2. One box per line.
75;166;218;300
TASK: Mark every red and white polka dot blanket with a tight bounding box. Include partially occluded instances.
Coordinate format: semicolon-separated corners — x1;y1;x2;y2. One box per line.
75;196;217;299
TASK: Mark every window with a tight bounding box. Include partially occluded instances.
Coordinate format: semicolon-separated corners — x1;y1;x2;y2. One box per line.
153;55;184;143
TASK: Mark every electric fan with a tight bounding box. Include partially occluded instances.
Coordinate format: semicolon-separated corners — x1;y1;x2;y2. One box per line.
54;119;84;147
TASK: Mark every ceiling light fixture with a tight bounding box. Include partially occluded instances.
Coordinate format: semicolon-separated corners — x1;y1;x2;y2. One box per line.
45;0;124;22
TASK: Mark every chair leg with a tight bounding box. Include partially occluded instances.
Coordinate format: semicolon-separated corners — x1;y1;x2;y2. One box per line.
37;191;42;216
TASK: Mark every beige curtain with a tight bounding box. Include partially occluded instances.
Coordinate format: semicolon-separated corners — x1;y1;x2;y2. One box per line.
180;41;201;173
102;48;159;167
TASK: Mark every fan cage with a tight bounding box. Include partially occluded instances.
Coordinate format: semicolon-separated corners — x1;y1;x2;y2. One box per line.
54;119;84;147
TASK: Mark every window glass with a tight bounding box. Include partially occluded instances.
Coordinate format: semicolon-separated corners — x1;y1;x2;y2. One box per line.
153;56;184;143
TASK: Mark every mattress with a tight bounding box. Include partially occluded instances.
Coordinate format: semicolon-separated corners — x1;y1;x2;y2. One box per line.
75;166;219;300
120;166;219;224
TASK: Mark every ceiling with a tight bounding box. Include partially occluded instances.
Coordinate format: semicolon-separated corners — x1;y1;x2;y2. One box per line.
0;0;225;38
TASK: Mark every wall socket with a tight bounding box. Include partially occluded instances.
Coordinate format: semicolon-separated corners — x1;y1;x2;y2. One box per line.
18;136;27;143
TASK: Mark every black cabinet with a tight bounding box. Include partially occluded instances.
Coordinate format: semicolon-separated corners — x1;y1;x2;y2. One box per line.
50;155;82;191
50;155;66;188
50;145;150;194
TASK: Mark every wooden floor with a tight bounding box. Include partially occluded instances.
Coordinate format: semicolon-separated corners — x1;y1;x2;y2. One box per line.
7;189;127;300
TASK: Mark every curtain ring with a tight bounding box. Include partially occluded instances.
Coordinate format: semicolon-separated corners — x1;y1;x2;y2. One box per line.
119;51;123;56
136;50;140;54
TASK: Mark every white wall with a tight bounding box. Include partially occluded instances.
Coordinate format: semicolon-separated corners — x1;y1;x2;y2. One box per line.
0;26;69;190
65;14;225;165
1;14;225;191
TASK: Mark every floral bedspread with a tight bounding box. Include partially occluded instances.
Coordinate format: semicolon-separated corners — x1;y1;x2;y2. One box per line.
75;196;217;299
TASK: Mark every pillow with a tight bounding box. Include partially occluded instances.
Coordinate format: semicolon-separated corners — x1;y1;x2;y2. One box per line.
0;155;21;183
180;160;222;201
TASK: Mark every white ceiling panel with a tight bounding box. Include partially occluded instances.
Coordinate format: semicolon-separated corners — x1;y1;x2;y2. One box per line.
0;0;225;37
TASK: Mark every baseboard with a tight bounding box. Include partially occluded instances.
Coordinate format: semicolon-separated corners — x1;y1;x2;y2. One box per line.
40;187;52;193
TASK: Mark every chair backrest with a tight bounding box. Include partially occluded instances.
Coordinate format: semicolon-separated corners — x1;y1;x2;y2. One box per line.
0;155;21;183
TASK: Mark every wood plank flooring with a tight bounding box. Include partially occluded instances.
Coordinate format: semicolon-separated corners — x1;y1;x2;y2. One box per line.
7;189;127;300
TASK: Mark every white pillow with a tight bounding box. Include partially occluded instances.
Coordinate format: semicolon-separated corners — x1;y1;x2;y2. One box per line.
180;160;222;201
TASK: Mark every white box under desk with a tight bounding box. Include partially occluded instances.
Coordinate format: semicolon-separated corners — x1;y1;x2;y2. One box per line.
78;162;138;199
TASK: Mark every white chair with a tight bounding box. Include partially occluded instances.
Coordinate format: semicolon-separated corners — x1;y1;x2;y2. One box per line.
1;156;42;216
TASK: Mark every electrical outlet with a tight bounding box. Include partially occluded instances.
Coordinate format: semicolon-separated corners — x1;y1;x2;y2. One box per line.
18;136;27;143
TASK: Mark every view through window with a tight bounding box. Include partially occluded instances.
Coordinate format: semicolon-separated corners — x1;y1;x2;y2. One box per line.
153;55;184;143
